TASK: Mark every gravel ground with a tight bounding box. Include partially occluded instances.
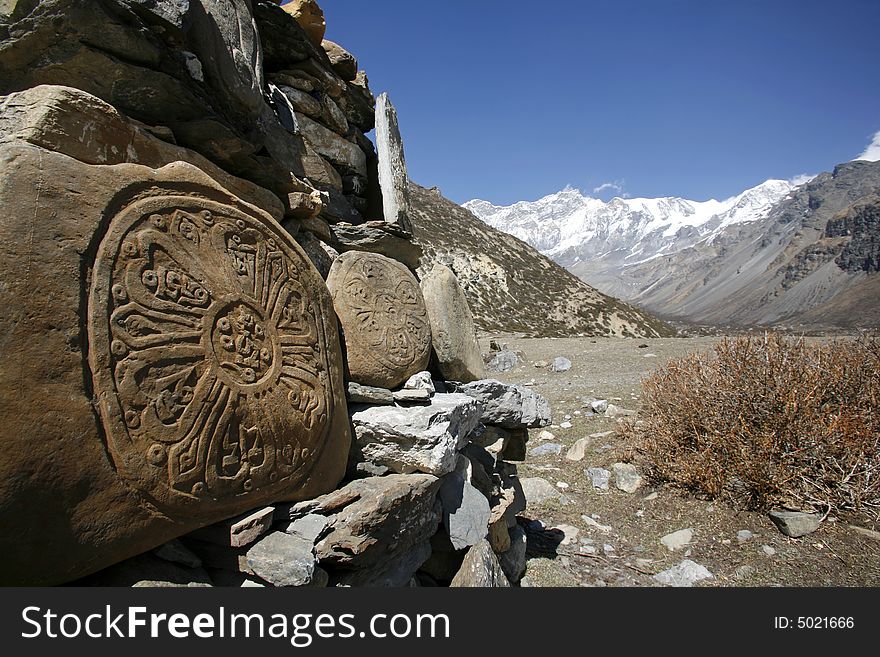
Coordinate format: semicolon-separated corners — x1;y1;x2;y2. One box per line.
479;335;880;587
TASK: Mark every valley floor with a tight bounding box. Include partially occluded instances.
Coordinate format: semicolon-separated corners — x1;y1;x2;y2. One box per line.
481;335;880;587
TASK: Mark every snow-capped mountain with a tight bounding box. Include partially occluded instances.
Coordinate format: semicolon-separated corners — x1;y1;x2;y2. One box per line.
464;161;880;329
464;180;796;270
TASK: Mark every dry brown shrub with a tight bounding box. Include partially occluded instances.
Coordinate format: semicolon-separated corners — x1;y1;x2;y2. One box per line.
621;334;880;520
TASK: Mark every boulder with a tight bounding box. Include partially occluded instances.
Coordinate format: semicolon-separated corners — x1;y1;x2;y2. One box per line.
450;540;510;588
0;0;264;134
420;264;485;383
295;112;367;176
586;467;611;490
349;393;483;476
282;0;326;47
374;93;412;233
485;349;519;372
565;437;591;462
0;85;281;216
327;251;432;388
327;223;423;270
452;379;552;429
313;474;442;584
653;560;714;587
612;462;643;493
321;39;358;81
0;141;350;585
404;371;436;393
439;456;491;550
550;356;572;372
768;510;822;538
245;531;327;587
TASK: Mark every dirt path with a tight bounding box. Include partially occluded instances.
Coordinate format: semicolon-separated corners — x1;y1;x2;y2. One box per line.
480;335;880;587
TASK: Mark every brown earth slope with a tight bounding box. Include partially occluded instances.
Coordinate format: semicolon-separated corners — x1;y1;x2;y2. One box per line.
410;183;674;338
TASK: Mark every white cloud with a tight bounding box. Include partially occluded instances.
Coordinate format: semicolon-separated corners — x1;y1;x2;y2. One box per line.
788;173;817;186
593;179;626;196
854;130;880;162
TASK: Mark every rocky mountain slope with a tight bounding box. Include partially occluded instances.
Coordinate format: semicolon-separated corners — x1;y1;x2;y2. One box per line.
466;180;796;300
410;183;674;338
467;161;880;329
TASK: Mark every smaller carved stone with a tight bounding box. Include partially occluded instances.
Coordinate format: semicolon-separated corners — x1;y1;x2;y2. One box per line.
327;251;432;388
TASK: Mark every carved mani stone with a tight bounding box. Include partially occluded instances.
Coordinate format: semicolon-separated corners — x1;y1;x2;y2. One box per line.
0;141;350;585
326;251;431;389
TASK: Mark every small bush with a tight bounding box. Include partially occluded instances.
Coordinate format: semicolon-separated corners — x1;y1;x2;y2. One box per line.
621;334;880;520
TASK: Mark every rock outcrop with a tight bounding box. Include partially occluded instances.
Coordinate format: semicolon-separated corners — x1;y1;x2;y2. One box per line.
0;0;554;588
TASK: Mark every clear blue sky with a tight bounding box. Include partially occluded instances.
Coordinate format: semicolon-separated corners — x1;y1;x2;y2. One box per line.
288;0;880;205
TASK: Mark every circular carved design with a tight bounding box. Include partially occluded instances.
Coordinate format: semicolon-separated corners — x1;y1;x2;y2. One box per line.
329;252;431;388
88;191;336;513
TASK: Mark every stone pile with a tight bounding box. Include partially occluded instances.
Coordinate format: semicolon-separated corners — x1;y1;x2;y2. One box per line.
0;0;550;587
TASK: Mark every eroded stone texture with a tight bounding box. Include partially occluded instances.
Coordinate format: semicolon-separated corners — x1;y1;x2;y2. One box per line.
0;141;350;585
375;93;412;234
420;264;485;382
327;251;431;388
282;0;326;47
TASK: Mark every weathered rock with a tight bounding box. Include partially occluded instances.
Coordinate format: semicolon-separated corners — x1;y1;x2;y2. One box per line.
653;560;714;587
327;223;423;270
565;437;592;461
530;443;563;457
292;230;337;278
282;513;329;544
439;456;491;550
420;264;485;382
314;474;441;583
245;531;327;587
282;0;326;47
374;93;412;233
605;404;637;418
450;540;510;588
332;541;432;587
295;112;367;176
498;524;527;583
349;393;482;476
551;356;572;372
404;371;436;393
586;467;611;490
590;399;609;414
736;530;754;543
338;70;376;132
327;251;432;388
278;84;323;118
485;349;520;372
392;388;431;403
321;39;358;81
0;141;350;585
769;510;822;538
612;463;643;493
190;507;276;548
347;382;394;405
520;478;564;505
453;379;552;429
0;85;282;216
661;528;694;552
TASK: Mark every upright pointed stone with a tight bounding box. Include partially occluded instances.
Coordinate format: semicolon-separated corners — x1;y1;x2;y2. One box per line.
375;93;413;235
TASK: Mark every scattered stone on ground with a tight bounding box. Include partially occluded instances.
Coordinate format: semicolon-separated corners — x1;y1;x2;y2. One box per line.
586;467;611;490
611;463;643;493
768;510;822;538
551;357;572;372
565;437;592;462
660;528;694;552
653;560;713;587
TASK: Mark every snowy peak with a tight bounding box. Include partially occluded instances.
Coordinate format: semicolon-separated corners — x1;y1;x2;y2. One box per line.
463;179;797;267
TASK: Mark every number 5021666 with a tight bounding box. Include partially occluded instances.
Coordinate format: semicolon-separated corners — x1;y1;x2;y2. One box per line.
797;617;854;629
